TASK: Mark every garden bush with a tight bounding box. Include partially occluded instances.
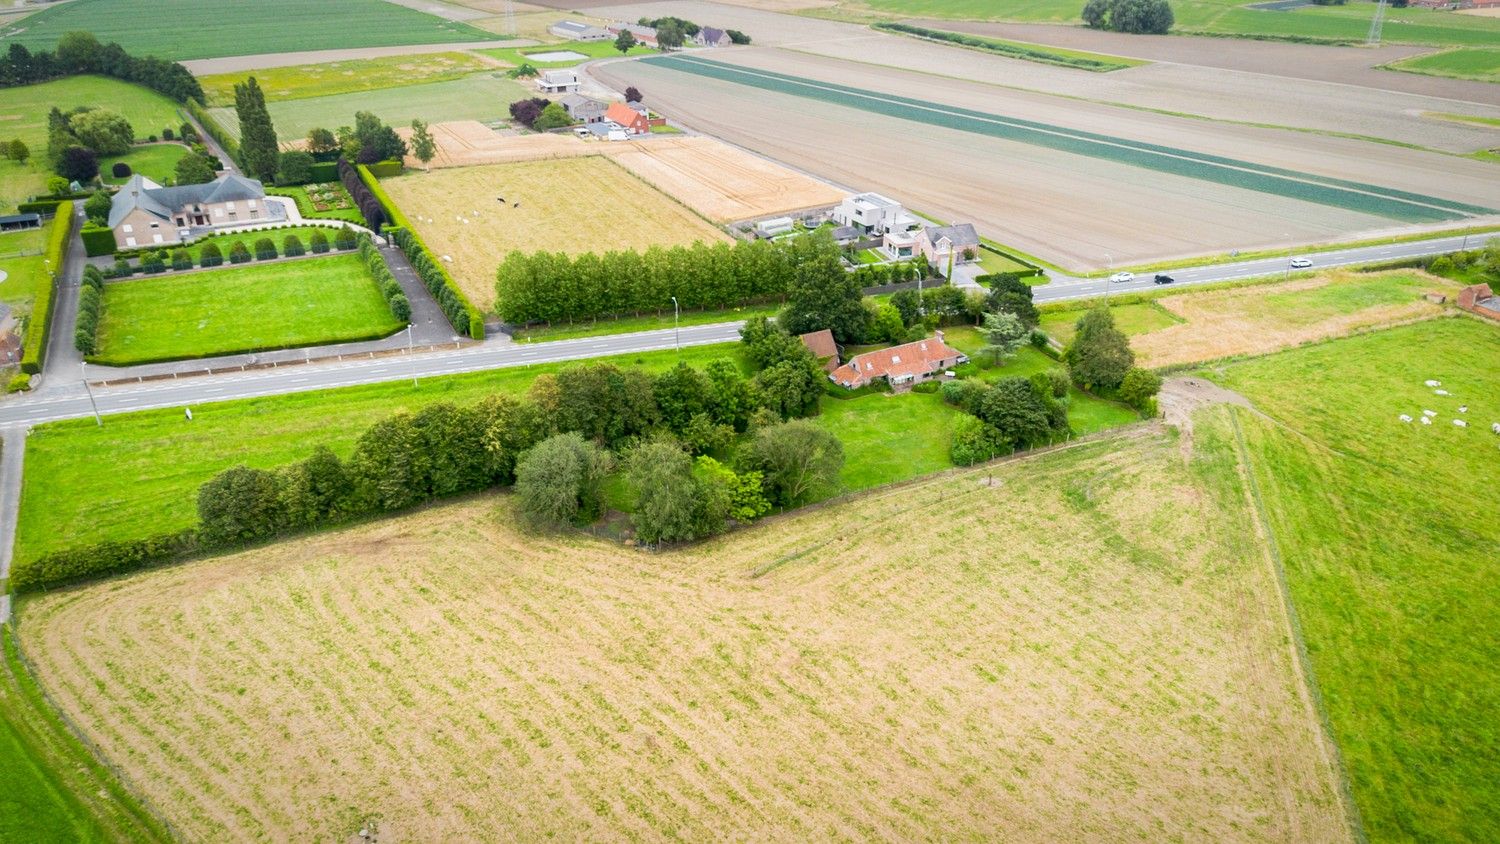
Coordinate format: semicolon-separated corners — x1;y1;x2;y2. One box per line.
82;264;104;291
19;202;74;373
201;242;223;267
141;254;165;274
9;529;200;592
6;373;31;393
334;227;357;250
253;238;277;261
228;241;251;264
283;235;305;257
111;161;131;178
80;224;116;256
171;248;192;270
309;229;330;254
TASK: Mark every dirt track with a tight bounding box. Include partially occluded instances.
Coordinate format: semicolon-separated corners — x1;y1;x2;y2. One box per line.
595;49;1500;271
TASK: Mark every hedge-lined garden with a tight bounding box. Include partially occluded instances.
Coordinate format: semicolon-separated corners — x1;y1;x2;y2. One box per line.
104;224;356;276
357;234;411;322
73;265;106;355
494;233;843;326
19;201;74;374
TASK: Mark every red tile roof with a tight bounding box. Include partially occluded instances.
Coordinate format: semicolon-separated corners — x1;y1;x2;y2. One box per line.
605;102;648;132
830;334;962;386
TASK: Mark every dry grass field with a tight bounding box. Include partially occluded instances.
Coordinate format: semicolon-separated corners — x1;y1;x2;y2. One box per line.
395;120;585;167
1128;270;1461;367
19;428;1351;841
382;156;731;307
603;136;847;222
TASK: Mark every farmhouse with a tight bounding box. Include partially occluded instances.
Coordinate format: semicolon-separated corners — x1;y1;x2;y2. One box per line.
536;69;581;94
833;192;917;235
604;102;651;135
561;94;609;124
608;22;659;48
830;332;965;390
917;223;981;268
799;329;840;373
107;173;279;249
549;20;610;41
695;27;731;47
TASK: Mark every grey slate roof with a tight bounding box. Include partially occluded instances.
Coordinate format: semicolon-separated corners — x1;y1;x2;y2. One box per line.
924;223;979;248
108;173;264;229
700;27;727;43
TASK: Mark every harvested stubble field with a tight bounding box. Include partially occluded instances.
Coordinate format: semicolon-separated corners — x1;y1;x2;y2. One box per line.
381;157;731;307
20;427;1350;840
395;120;586;168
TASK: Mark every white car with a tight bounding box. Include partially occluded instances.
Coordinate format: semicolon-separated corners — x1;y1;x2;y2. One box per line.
1289;257;1313;269
1109;271;1134;283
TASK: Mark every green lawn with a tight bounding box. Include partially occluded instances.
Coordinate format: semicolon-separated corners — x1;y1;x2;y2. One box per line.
814;390;964;491
944;326;1141;430
1211;317;1500;841
207;74;533;141
1;0;494;61
0;627;170;843
99;143;190;186
511;303;781;343
197;52;495;107
1386;47;1500;84
1040;301;1183;346
0;220;54;309
476;40;656;68
93;254;402;365
15;343;749;563
975;247;1036;276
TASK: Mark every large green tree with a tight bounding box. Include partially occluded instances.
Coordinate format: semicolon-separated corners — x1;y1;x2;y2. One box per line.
69;109;133;156
979;311;1028;365
174;151;216;184
514;432;613;528
780;252;867;343
409;119;436;171
627;436;704;543
741;419;843;506
234;77;279;182
1065;304;1134;390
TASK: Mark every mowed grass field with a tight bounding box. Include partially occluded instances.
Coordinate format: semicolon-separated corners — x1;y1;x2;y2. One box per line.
99;143;190;186
0;219;54;309
207;74;533;142
382;157;732;308
92;254;402;365
1212;316;1500;840
197;52;495;107
0;75;183;211
1386;47;1500;84
476;39;656;67
17;426;1350;840
0;0;494;61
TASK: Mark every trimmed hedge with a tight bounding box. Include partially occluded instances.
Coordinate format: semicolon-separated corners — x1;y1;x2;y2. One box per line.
17;199;65;215
365;158;403;178
81;224;116;256
352;161;484;339
20;203;74;375
309;161;338;182
9;529;200;592
358;234;413;324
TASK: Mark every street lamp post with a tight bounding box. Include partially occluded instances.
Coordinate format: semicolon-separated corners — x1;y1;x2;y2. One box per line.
80;361;101;426
670;296;680;352
407;324;417;388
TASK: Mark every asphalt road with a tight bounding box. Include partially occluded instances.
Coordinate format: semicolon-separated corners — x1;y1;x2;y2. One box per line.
0;231;1487;431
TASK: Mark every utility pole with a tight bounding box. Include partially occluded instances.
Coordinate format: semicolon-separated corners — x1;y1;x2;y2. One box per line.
1366;0;1387;46
80;361;101;426
407;324;417;388
670;296;680;352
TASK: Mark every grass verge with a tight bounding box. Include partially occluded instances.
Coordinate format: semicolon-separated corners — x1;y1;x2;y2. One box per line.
873;21;1145;71
510;303;781;343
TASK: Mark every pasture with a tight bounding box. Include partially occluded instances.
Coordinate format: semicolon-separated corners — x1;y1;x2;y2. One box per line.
0;0;495;61
207;74;532;142
1212;316;1500;841
382;157;732;308
476;39;656;67
196;52;496;107
91;254;402;365
18;425;1349;840
0;220;53;309
1386;47;1500;84
99;143;190;186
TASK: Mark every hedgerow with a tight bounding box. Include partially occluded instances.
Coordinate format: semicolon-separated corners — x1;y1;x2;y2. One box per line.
20;202;74;374
358;234;412;323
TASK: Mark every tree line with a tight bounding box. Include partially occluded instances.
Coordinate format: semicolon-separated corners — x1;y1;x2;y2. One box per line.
494;232;842;325
0;32;203;102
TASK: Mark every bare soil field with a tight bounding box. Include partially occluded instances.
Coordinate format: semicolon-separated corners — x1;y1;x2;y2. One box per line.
603;136;847;221
594;50;1500;270
794;33;1500;152
19;430;1351;841
1129;270;1460;368
382;156;730;307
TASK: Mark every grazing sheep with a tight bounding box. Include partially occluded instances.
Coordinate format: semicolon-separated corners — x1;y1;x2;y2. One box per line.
1454;419;1468;428
1458;405;1468;413
1425;380;1441;387
513;201;520;208
1423;409;1438;417
442;255;453;262
1435;389;1450;396
1399;414;1413;423
1492;422;1500;435
1421;416;1433;425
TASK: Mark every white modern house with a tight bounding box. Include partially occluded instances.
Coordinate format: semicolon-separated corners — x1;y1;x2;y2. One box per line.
536;69;581;94
832;192;917;235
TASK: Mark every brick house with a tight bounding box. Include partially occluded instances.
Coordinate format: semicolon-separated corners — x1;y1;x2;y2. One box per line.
798;329;839;373
916;223;980;270
107;173;280;249
607;22;659;48
829;332;966;390
695;26;731;47
604;102;651;134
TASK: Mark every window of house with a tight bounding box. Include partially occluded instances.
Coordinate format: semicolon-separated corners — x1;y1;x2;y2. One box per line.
214;208;223;217
247;200;257;210
149;222;159;228
226;202;235;212
125;236;137;247
152;234;163;244
122;224;133;233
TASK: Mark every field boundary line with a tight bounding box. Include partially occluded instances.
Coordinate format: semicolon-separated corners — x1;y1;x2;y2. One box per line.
1226;405;1367;843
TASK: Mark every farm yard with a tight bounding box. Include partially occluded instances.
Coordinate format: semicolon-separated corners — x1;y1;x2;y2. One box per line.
207;74;533;142
594;50;1500;272
0;0;496;61
381;157;732;308
1211;317;1500;841
16;426;1350;841
90;254;403;366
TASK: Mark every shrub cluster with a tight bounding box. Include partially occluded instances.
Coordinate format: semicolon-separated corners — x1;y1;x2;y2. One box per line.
358;235;411;322
389;226;482;338
20;201;74;374
495;234;841;325
941;372;1072;464
10;529;200;592
1081;0;1174;34
74;265;105;355
337;158;387;230
6;373;31;393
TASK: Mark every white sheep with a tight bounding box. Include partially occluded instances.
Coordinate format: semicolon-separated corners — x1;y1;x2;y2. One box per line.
1435;389;1450;396
1425;380;1441;387
442;255;453;262
1423;409;1438;417
1492;422;1500;435
1421;417;1433;425
1399;414;1413;423
1454;419;1468;428
1458;405;1468;413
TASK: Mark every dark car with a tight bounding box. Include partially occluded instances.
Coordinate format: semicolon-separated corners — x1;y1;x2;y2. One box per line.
1153;273;1175;284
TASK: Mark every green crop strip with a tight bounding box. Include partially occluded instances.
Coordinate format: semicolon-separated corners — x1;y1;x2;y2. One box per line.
646;55;1492;223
